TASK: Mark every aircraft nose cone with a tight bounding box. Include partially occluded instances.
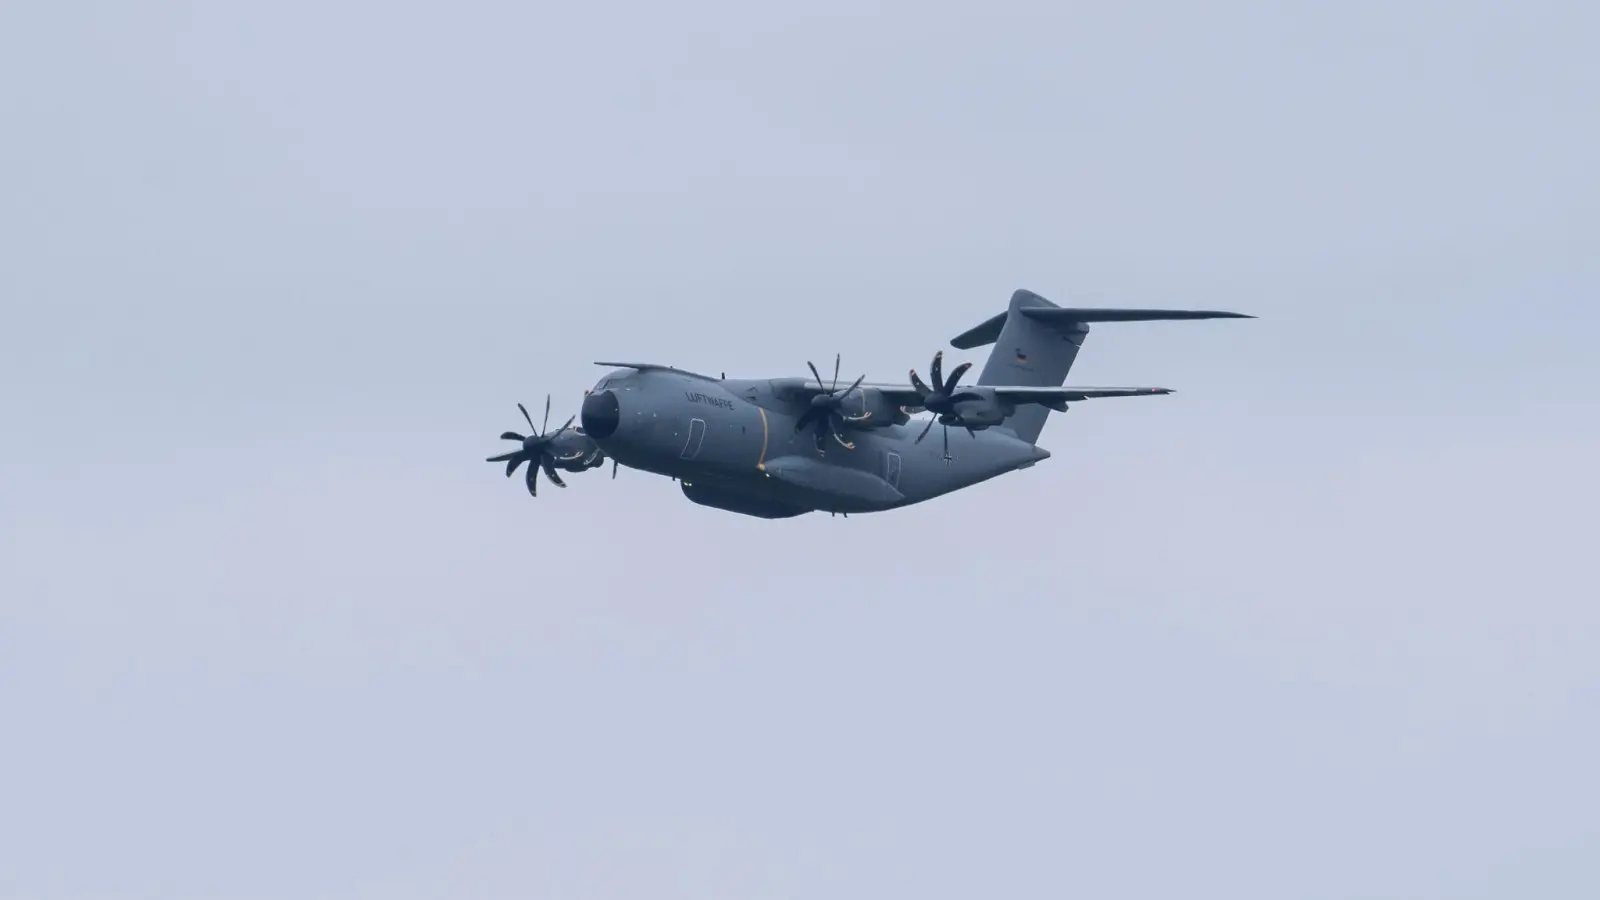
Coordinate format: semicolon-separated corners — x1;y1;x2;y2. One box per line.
581;389;620;439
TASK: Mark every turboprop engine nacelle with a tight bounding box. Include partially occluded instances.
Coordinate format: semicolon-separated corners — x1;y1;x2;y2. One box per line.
950;391;1010;429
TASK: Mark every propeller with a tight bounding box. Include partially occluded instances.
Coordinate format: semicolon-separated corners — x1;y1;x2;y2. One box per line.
484;395;586;496
794;353;872;452
908;350;984;460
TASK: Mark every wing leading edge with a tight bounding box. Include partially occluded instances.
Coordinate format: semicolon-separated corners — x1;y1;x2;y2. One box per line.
591;366;1170;409
774;378;1171;408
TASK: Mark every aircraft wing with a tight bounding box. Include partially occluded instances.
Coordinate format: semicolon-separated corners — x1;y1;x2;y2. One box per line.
778;378;1171;408
985;385;1172;405
958;385;1171;413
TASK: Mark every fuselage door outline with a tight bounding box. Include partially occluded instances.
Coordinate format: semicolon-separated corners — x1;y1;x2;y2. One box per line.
681;417;707;460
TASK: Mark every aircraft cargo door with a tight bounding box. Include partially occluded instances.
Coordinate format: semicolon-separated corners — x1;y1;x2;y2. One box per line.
884;450;901;490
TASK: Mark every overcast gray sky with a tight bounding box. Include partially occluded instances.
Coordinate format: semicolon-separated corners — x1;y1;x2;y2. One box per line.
2;1;1597;898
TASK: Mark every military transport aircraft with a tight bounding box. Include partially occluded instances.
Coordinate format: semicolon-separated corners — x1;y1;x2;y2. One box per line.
485;288;1251;519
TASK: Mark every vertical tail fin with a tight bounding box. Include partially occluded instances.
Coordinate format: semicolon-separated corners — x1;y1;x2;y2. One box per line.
951;290;1085;445
949;289;1254;444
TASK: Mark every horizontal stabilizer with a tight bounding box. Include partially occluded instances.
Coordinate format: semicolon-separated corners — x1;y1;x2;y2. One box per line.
1023;307;1255;324
951;305;1253;349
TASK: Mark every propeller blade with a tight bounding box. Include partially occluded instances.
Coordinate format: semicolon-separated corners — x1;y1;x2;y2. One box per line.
794;407;822;433
518;402;536;433
943;423;950;458
943;361;972;393
549;414;575;438
810;413;830;452
930;350;944;390
500;431;525;441
542;394;551;436
505;457;524;477
542;458;567;488
831;422;856;450
909;370;932;396
486;450;521;463
524;461;538;496
806;360;825;392
831;353;840;392
612;458;618;479
915;417;936;443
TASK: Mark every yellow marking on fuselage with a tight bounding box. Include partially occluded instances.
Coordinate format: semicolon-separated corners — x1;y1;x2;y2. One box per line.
756;405;769;470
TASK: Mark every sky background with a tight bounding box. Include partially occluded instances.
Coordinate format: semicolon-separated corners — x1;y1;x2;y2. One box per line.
2;1;1597;898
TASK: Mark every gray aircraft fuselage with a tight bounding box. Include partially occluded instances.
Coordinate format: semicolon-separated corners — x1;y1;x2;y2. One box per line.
578;367;1047;518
